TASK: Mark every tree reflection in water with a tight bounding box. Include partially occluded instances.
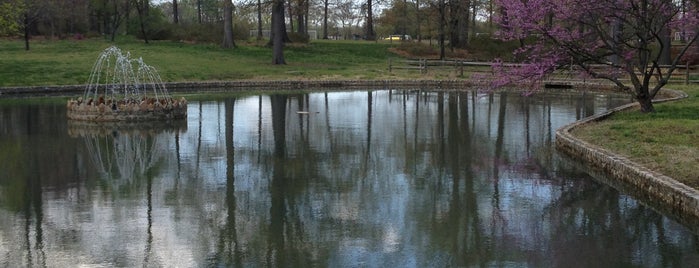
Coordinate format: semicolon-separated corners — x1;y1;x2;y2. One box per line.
0;90;698;267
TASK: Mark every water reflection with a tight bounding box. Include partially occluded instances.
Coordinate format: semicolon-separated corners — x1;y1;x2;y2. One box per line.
67;121;186;183
0;90;698;267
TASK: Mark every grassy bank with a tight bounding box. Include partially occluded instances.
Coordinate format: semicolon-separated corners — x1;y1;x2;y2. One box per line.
571;85;699;188
0;38;420;87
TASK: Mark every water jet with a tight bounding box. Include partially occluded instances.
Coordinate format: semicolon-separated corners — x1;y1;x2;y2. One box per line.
66;46;186;121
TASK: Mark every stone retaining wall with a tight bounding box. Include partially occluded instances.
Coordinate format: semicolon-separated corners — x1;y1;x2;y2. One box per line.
0;80;475;97
0;79;617;97
555;89;699;225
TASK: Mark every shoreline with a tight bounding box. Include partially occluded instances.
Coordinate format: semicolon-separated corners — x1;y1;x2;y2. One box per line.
555;89;699;230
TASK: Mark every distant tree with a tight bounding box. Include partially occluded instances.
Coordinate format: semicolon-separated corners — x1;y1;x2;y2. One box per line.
257;0;263;39
173;0;179;23
197;0;203;23
132;0;150;43
271;0;286;64
336;0;359;39
494;0;699;113
102;0;131;42
21;0;47;50
298;0;308;37
449;0;470;48
364;0;375;40
438;0;445;58
322;0;329;39
0;0;24;37
222;0;236;48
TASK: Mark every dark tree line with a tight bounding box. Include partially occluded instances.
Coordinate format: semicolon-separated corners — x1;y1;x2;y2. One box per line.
0;0;500;63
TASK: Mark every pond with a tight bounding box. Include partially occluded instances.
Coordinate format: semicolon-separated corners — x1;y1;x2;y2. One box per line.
0;90;697;267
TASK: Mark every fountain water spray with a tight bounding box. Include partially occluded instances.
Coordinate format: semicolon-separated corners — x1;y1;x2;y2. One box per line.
67;46;186;121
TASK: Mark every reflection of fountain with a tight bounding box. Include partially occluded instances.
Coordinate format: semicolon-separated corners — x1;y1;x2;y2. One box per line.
66;46;186;121
68;121;185;181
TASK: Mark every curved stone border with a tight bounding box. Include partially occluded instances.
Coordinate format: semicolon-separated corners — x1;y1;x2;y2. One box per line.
555;89;699;223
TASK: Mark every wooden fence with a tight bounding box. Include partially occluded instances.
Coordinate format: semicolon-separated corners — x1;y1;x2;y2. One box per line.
388;59;699;85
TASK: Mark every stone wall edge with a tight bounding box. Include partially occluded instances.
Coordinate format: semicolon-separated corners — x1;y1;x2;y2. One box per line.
555;89;699;223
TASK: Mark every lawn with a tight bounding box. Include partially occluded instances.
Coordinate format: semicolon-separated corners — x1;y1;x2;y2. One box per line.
571;85;699;187
0;38;413;87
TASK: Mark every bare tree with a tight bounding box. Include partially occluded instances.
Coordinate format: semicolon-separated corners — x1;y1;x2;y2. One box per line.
364;0;375;40
132;0;149;44
322;0;329;39
336;0;359;39
222;0;236;48
272;0;286;64
449;0;470;48
173;0;179;23
257;0;263;39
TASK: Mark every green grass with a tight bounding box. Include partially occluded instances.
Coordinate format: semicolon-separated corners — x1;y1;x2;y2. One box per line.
572;85;699;187
0;38;407;87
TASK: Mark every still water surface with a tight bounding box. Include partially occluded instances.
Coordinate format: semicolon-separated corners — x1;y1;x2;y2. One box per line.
1;90;698;267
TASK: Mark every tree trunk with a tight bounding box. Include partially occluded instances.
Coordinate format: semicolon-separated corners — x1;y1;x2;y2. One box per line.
416;0;421;42
24;13;30;51
297;0;306;36
109;0;120;42
173;0;179;24
636;87;655;113
365;0;375;40
197;0;202;24
439;0;446;59
449;0;464;48
323;0;328;39
660;25;672;65
287;0;294;33
222;0;236;48
134;0;149;44
272;0;286;64
257;0;263;40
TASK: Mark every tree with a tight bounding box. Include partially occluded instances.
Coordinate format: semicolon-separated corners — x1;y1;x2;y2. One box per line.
364;0;375;40
271;0;286;64
21;0;46;50
0;0;24;37
336;0;359;39
449;0;470;48
222;0;236;48
438;0;445;59
494;0;699;113
257;0;263;40
197;0;203;23
173;0;179;23
322;0;329;39
132;0;150;43
103;0;131;42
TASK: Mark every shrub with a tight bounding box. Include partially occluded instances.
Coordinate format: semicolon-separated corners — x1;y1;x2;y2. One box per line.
467;35;521;61
287;32;310;43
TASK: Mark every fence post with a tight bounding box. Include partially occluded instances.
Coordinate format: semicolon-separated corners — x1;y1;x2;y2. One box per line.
686;62;690;85
459;61;464;77
389;58;393;73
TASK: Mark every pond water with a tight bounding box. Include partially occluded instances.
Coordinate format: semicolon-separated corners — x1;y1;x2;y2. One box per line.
0;90;698;267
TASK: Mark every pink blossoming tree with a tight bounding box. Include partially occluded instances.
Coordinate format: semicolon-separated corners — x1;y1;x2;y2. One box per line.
493;0;699;112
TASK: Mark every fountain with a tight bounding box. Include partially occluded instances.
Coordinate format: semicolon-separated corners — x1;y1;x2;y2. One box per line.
66;46;187;121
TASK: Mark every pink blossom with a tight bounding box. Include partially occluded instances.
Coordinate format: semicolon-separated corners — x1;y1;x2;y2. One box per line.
491;0;699;106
